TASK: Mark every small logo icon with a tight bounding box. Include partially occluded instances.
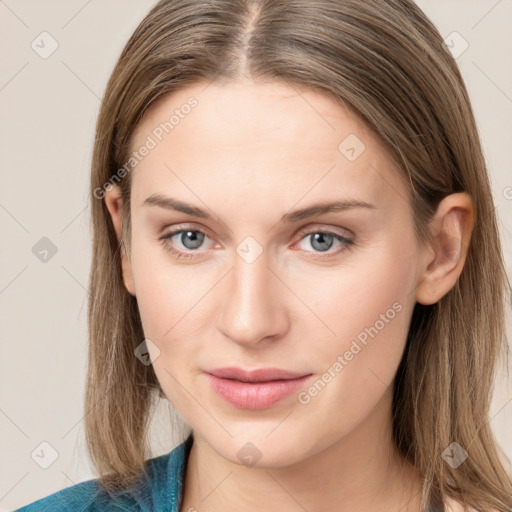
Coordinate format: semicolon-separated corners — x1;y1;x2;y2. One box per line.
31;441;59;469
236;236;263;264
338;134;366;161
31;31;59;59
32;237;58;263
134;338;161;365
441;441;468;468
236;442;262;467
442;31;469;59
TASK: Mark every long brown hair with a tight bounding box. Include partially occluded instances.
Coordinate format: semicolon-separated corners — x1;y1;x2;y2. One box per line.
86;0;512;509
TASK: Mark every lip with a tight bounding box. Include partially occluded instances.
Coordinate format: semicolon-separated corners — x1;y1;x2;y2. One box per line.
204;367;313;410
206;367;311;382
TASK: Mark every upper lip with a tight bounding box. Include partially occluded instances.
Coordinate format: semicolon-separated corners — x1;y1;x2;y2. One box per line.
205;367;312;383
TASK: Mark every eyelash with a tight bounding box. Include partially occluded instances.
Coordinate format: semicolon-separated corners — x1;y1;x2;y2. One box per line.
158;224;354;261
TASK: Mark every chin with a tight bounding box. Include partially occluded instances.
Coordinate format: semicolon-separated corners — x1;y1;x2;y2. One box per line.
207;432;307;469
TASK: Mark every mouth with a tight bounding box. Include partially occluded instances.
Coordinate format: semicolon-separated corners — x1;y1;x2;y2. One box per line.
205;366;311;382
204;367;313;409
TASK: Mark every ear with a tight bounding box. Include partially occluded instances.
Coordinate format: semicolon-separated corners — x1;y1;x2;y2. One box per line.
415;192;474;306
103;185;136;297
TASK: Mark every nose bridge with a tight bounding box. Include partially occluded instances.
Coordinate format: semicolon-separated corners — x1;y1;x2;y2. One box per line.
237;241;272;292
217;243;285;345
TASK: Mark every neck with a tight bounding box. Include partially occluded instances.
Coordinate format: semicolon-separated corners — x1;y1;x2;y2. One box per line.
180;388;423;512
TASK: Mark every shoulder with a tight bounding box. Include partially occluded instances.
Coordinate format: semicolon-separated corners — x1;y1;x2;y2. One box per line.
13;478;103;512
13;450;176;512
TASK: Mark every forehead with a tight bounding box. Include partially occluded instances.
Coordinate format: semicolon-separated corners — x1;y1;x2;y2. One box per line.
128;80;409;215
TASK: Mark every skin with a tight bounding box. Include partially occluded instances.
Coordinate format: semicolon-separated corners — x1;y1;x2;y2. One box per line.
105;80;474;512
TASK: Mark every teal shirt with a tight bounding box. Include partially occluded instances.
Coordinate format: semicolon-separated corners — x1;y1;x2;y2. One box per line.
14;433;194;511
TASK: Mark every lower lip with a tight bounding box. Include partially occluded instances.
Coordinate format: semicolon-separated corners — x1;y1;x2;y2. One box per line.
205;373;313;409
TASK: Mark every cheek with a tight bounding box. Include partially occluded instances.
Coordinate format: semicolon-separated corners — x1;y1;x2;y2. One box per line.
130;244;212;404
129;231;210;338
295;237;417;381
283;256;417;451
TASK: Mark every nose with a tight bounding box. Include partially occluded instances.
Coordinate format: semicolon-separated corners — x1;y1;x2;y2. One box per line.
216;247;290;347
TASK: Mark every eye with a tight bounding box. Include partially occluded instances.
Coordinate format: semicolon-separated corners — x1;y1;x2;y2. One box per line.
294;229;354;257
159;227;213;259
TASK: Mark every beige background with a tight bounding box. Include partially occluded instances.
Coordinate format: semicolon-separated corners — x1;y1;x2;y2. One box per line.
1;0;511;509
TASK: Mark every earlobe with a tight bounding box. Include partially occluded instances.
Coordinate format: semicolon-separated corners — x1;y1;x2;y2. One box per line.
415;193;474;306
103;185;137;297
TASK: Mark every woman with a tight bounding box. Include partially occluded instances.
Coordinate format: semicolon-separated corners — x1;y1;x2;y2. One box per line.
16;0;512;510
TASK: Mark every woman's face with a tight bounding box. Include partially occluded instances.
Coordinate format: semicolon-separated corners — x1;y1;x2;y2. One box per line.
111;80;427;466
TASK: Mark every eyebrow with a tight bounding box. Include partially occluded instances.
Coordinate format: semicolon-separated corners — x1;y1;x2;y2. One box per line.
142;193;376;223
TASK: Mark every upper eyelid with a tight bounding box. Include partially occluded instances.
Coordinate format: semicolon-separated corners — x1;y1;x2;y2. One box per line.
295;224;353;239
161;224;215;243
